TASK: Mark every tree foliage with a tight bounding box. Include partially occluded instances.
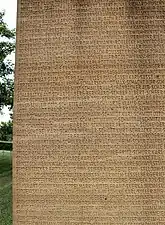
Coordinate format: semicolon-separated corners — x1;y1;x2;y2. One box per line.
0;11;15;111
0;121;12;141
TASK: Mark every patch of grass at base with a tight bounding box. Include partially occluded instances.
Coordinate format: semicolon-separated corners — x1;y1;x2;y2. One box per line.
0;151;12;225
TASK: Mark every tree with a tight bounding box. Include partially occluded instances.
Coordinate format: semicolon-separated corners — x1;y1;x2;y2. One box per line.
0;11;15;111
0;11;15;144
0;121;12;141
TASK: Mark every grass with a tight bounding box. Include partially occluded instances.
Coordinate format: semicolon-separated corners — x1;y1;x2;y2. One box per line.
0;151;12;225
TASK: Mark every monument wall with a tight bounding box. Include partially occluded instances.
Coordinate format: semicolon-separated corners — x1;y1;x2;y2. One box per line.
13;1;165;224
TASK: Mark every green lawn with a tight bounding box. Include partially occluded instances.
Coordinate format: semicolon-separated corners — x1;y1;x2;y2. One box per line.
0;151;12;225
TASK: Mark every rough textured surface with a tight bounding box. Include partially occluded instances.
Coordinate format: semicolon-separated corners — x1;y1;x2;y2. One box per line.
13;0;165;224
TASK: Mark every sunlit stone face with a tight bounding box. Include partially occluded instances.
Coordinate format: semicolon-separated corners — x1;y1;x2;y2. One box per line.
13;1;165;224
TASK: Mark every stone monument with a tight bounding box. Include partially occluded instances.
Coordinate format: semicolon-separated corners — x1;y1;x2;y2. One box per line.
13;1;165;224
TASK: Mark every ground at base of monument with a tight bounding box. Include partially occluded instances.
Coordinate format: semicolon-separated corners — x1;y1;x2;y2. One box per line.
0;151;12;225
